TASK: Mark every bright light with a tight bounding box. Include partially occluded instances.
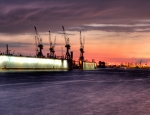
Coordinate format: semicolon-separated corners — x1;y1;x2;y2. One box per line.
54;60;62;66
0;55;67;69
63;60;68;68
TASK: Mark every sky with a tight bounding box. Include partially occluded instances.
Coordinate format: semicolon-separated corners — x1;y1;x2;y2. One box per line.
1;0;150;64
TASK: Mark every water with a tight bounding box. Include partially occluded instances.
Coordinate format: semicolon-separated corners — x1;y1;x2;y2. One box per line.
0;68;150;115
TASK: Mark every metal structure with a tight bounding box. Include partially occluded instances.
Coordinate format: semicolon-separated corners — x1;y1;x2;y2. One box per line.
6;44;9;55
6;44;11;55
61;46;64;59
62;25;71;60
34;26;43;57
34;36;38;56
49;31;56;58
79;31;85;61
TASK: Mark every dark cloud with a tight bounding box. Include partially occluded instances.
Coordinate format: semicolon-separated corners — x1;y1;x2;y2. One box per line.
68;24;150;33
0;42;33;54
0;42;33;48
0;0;150;34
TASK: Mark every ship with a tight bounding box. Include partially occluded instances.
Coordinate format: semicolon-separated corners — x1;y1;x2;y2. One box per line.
0;55;72;70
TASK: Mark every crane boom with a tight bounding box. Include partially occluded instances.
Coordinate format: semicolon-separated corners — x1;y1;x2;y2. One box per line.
62;25;69;45
53;36;56;48
79;31;85;70
49;31;52;48
34;26;39;44
35;36;38;55
62;25;71;59
82;36;85;49
49;31;56;58
34;26;43;57
62;26;66;43
80;31;85;49
79;31;84;61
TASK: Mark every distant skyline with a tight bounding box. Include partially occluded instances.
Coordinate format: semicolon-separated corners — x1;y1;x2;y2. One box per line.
1;0;150;64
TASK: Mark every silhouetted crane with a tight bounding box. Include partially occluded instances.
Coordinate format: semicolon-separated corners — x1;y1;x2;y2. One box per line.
61;46;64;59
49;31;56;58
34;36;38;56
79;31;85;70
79;31;85;61
62;25;71;59
34;26;43;57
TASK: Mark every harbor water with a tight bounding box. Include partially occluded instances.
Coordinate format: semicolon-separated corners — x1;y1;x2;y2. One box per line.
0;68;150;115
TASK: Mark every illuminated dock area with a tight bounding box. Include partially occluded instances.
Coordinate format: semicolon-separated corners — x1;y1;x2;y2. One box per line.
0;55;69;70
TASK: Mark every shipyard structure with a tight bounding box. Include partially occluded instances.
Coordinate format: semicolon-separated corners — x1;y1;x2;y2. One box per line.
78;31;97;70
0;26;96;71
0;55;71;70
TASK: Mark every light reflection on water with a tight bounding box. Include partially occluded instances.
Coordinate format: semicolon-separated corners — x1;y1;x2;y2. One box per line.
0;69;150;115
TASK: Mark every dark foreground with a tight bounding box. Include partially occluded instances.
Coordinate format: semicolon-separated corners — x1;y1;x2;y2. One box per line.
0;68;150;115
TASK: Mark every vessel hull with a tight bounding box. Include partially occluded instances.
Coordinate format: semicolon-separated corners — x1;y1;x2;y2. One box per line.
0;55;71;70
83;62;97;70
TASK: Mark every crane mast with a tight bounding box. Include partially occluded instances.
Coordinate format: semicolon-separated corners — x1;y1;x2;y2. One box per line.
79;31;84;61
35;36;38;56
49;31;53;57
34;26;43;57
49;31;56;58
79;31;85;70
62;25;71;60
52;36;56;58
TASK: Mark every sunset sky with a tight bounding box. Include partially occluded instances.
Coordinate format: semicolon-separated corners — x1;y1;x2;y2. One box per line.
0;0;150;64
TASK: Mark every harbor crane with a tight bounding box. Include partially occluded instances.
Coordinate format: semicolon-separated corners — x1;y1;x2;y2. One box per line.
34;26;43;57
49;31;56;58
34;36;38;56
79;31;85;70
79;31;85;61
62;25;71;60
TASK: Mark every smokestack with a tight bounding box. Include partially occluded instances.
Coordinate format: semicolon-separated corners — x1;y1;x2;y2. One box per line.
6;44;8;55
70;51;73;59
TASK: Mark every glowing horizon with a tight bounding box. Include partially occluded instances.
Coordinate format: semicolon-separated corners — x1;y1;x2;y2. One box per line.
0;29;150;65
1;0;150;65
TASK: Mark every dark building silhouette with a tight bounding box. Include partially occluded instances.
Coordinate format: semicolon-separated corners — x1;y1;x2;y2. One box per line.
98;61;106;68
